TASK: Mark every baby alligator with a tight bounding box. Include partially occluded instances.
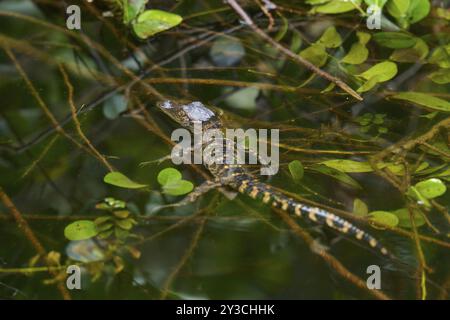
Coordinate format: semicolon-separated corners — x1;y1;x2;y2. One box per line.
157;100;390;257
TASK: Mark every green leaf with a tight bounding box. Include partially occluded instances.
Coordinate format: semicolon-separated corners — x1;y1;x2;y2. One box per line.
357;61;398;92
104;172;148;189
210;36;245;67
391;92;450;112
428;69;450;84
369;211;399;228
387;0;430;28
64;220;98;241
94;216;111;225
359;61;398;81
341;42;369;64
318;26;342;48
364;0;388;8
357;31;371;45
113;210;131;219
436;8;450;20
224;87;260;110
390;38;429;62
288;160;304;182
408;0;430;24
115;218;134;230
96;222;114;232
353;198;369;216
114;227;129;239
163;180;194;196
386;0;411;19
373;32;417;49
415;178;447;199
132;10;182;39
310;0;362;14
406;186;431;207
157;168;182;185
103;94;127;120
309;164;362;189
98;229;113;239
299;43;328;67
321;159;374;173
392;208;426;228
428;45;450;68
123;0;148;24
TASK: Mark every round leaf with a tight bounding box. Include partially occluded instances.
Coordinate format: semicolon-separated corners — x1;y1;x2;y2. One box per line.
341;42;369;65
104;172;148;189
353;198;369;216
157;168;182;185
415;178;447;199
288;160;304;182
163;179;194;196
369;211;399;228
64;220;98;241
392;208;426;228
132;10;182;39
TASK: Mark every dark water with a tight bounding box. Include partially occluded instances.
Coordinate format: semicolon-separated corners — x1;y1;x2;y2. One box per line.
0;0;448;300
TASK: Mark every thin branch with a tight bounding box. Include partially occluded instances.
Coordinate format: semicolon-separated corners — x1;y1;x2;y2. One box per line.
225;0;363;101
0;186;71;300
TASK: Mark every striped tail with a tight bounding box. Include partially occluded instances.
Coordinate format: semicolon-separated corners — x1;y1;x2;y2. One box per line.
232;174;391;257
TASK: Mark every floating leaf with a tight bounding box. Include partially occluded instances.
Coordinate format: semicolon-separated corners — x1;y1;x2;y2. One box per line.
94;216;112;225
341;43;368;64
406;186;431;207
104;172;148;189
103;94;128;120
364;0;388;8
96;222;114;232
373;32;417;49
310;0;362;14
369;211;399;228
428;69;450;84
359;61;398;81
115;227;129;239
390;38;429;62
113;210;131;219
415;178;447;199
132;10;182;39
123;0;148;24
288;160;304;182
392;208;426;228
163;179;194;196
64;220;98;241
299;43;328;67
387;0;430;28
157;168;182;185
210;36;245;67
224;87;260;110
353;198;369;216
115;218;134;230
391;92;450;112
436;7;450;20
428;45;450;68
321;159;374;173
318;26;342;48
309;164;362;189
407;0;431;24
357;61;398;92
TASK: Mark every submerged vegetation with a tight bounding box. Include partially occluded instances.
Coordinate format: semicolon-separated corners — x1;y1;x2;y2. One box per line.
0;0;449;299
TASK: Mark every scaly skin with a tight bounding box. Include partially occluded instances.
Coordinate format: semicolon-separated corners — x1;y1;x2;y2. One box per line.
157;100;391;257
